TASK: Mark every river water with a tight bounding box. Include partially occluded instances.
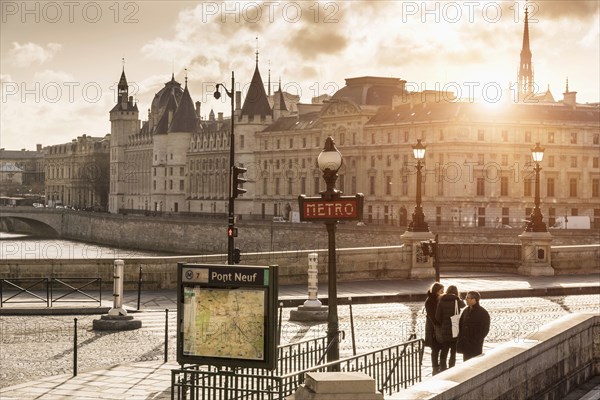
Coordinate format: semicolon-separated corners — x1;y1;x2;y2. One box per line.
0;232;167;260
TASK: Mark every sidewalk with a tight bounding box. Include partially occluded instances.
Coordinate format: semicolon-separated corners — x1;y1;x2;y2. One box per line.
1;272;598;314
1;272;599;399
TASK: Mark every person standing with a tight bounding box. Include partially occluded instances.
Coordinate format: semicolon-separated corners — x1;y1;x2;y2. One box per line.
457;291;491;361
424;282;444;375
435;285;465;371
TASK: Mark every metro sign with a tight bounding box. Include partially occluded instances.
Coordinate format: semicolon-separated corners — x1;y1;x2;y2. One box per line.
298;194;364;222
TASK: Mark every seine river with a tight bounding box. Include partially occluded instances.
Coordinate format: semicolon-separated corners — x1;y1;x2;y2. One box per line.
0;232;167;260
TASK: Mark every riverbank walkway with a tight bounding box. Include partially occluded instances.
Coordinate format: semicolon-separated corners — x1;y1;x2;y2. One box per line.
1;272;599;399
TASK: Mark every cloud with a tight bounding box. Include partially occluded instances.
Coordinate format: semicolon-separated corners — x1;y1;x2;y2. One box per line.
534;0;600;20
33;70;75;83
8;42;62;67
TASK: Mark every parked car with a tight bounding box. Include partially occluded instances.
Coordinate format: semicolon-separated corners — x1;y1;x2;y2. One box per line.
272;216;286;222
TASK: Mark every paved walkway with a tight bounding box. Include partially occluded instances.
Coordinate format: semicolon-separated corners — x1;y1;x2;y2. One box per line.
1;273;599;399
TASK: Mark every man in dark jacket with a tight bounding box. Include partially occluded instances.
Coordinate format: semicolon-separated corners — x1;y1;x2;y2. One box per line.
457;291;490;361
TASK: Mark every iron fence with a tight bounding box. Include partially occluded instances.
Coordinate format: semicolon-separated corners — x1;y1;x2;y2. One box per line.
171;337;423;399
0;277;102;307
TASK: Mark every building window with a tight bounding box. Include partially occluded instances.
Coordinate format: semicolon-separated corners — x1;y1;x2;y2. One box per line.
569;178;577;197
547;178;555;197
594;134;600;145
477;178;485;196
404;131;409;142
371;133;375;144
592;178;599;198
370;156;375;168
548;132;554;143
302;138;306;148
439;129;444;140
570;132;578;144
369;176;375;195
287;178;293;195
478;154;484;165
240;135;245;148
525;131;531;142
478;129;484;140
387;132;391;143
501;130;508;142
179;180;184;190
289;138;293;149
275;178;280;195
478;207;486;227
386;176;392;195
502;207;509;225
548;207;555;227
180;167;184;175
387;155;392;167
264;140;268;150
501;177;509;196
524;180;532;196
571;208;578;216
263;178;268;195
593;157;599;168
314;177;320;194
548;155;555;168
169;180;173;190
276;140;280;149
571;156;577;168
501;154;508;166
339;174;345;193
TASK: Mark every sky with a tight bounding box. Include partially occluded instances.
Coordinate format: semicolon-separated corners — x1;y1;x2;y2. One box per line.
1;0;599;150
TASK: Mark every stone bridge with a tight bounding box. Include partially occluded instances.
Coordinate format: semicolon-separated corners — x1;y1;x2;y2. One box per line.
0;207;64;237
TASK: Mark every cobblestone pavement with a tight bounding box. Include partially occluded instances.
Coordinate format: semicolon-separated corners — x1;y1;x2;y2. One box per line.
1;293;598;391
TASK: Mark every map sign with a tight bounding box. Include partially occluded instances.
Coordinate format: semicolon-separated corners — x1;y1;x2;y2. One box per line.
176;263;278;369
182;287;265;360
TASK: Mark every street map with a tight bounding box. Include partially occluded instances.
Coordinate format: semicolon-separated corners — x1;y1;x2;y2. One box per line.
182;286;266;360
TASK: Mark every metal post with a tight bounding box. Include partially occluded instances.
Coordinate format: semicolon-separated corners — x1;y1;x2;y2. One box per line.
277;302;283;346
137;265;142;311
73;318;78;376
348;297;356;356
326;221;339;371
164;308;169;363
227;72;235;265
434;234;440;282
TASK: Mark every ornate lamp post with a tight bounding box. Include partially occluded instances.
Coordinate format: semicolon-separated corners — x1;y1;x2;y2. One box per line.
317;137;343;371
408;139;429;232
525;142;547;232
214;72;236;264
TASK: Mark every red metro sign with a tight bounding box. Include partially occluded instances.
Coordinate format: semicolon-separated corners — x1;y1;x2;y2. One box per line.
298;194;364;222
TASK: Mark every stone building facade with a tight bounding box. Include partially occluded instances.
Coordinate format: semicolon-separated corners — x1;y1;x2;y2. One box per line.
45;134;110;209
108;14;600;229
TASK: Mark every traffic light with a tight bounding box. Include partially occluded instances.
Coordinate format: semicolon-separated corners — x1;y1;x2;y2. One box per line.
227;226;238;238
233;165;247;198
421;240;435;257
233;248;241;264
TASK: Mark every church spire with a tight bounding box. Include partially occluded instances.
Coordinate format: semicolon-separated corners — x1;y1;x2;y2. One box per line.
518;2;534;101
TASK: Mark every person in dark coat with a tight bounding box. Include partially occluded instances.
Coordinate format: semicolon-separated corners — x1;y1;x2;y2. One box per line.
424;282;444;375
435;285;465;371
457;291;490;361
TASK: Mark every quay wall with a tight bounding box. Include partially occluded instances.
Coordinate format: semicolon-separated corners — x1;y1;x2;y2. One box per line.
1;244;598;289
395;313;600;400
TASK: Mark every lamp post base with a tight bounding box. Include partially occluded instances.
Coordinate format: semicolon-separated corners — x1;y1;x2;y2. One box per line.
401;231;436;279
518;231;554;276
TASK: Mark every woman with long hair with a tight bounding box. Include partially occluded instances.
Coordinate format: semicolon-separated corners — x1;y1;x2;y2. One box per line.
424;282;444;375
435;285;465;371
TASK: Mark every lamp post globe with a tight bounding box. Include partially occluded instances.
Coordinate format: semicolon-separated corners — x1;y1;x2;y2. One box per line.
318;137;343;200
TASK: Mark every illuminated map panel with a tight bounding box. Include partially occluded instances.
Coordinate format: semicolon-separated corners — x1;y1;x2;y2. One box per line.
182;287;265;360
177;263;278;369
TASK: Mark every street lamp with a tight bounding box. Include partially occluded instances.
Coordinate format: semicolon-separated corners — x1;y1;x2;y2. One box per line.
525;142;547;232
408;139;429;232
214;71;236;264
316;136;343;370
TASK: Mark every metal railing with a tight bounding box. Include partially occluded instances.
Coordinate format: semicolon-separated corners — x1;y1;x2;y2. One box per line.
0;277;102;307
171;337;424;400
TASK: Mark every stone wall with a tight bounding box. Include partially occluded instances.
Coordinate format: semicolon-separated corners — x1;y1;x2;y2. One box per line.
1;244;598;289
393;313;600;400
